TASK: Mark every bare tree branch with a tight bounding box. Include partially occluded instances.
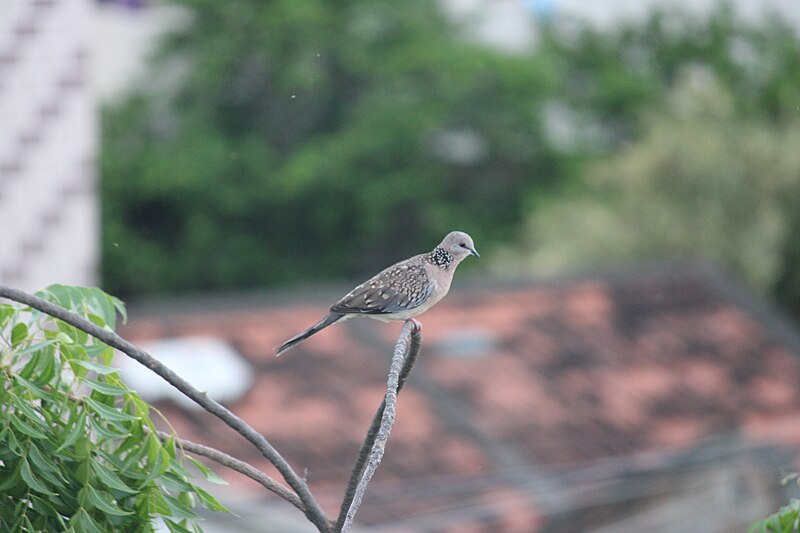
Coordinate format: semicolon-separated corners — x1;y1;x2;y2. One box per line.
338;320;422;532
0;285;330;532
150;429;306;512
335;322;421;531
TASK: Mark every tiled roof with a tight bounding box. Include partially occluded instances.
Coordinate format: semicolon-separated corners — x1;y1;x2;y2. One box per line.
119;266;800;531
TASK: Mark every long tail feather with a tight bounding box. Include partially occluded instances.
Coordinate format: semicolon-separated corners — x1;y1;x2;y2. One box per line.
275;313;343;357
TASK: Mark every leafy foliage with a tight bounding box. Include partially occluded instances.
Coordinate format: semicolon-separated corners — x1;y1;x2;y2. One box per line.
504;74;800;295
537;6;800;149
495;7;800;312
100;0;563;296
750;498;800;533
0;285;227;532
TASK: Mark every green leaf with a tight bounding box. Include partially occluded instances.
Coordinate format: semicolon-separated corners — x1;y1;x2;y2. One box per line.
163;518;195;533
56;323;79;341
88;414;131;440
71;359;120;375
20;458;56;495
117;435;150;472
193;485;229;513
111;296;127;324
10;413;49;439
90;461;137;494
178;491;195;509
0;461;22;491
15;346;57;386
145;432;161;463
145;491;172;516
159;471;193;493
13;375;54;401
70;508;104;533
56;321;88;346
84;378;130;396
15;339;56;356
767;514;781;530
0;303;15;328
11;323;29;348
41;284;75;310
31;346;57;386
56;411;87;452
160;492;200;520
145;445;171;482
10;394;50;430
84;397;138;422
112;421;144;455
56;331;75;345
167;458;191;480
88;287;117;327
188;457;227;485
27;444;67;490
27;442;62;476
85;484;133;516
62;343;89;363
163;434;177;459
4;423;23;454
87;314;107;329
18;349;42;380
128;395;151;418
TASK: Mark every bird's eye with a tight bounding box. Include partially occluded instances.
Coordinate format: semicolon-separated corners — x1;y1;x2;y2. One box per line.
459;242;466;247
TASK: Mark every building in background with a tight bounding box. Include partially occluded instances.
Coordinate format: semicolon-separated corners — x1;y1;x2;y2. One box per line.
0;0;179;293
0;0;96;292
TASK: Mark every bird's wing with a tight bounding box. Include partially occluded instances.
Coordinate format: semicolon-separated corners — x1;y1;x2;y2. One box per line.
330;260;433;315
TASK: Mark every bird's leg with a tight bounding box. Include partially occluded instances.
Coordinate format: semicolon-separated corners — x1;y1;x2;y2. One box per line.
408;318;422;333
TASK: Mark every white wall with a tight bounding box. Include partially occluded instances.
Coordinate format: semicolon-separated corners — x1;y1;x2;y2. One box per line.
0;0;98;293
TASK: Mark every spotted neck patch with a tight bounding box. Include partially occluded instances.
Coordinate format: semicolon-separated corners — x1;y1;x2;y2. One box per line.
427;247;454;269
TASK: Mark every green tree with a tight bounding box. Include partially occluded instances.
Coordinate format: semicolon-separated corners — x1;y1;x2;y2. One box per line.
537;6;800;150
0;285;226;532
498;7;800;318
501;73;800;296
101;0;560;296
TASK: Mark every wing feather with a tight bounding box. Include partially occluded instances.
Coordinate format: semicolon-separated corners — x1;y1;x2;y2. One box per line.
330;261;433;315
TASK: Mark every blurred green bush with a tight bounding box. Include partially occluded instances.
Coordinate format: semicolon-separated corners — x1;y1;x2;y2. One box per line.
506;74;800;293
504;7;800;317
101;1;800;319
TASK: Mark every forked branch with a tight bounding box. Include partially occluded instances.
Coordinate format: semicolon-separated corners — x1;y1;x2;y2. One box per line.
151;429;306;512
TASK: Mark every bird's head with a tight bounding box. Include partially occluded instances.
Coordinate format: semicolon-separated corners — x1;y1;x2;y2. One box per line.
440;231;479;260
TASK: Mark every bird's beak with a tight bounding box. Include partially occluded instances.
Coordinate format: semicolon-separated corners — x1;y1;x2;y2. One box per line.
469;247;480;258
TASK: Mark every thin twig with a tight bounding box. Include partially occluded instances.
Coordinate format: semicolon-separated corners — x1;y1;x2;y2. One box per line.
0;285;330;532
340;320;422;532
335;324;421;531
150;429;306;512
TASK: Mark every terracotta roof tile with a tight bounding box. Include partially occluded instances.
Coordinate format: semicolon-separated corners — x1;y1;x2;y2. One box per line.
119;268;800;530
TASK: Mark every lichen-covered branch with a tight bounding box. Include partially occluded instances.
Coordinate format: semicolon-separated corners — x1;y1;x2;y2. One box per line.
338;320;422;532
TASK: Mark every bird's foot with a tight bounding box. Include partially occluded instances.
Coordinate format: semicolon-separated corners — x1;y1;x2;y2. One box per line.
408;318;422;333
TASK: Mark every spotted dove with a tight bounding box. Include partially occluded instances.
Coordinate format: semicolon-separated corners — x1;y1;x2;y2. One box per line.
275;231;479;356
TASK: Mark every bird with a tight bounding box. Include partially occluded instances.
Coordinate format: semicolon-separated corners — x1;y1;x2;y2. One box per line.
275;231;479;356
